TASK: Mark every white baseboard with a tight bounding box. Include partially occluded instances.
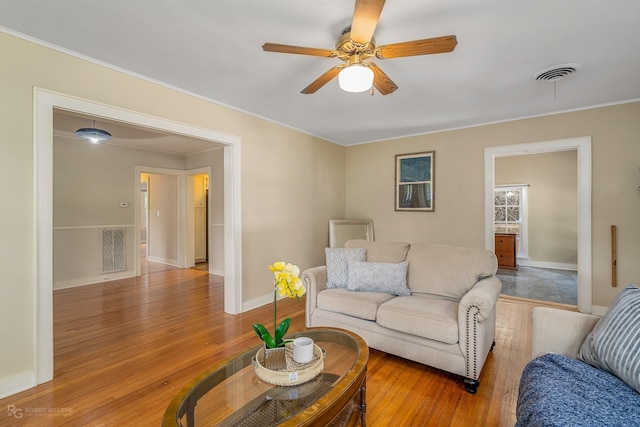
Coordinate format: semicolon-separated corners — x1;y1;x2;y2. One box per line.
241;293;297;313
0;371;36;399
54;271;135;290
209;268;224;276
242;293;274;312
147;256;178;266
516;259;578;271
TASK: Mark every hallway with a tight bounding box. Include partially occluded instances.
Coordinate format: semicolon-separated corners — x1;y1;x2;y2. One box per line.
497;266;577;305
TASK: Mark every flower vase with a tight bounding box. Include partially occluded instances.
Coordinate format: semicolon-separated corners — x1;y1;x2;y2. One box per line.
262;344;287;371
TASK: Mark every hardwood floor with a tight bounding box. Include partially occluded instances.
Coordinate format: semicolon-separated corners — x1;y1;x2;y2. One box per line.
0;269;552;426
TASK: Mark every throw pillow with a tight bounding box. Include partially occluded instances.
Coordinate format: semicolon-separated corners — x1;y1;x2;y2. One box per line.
346;260;411;296
577;284;640;393
325;247;367;289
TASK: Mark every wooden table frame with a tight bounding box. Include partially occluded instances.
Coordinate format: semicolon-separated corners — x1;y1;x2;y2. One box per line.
163;328;368;426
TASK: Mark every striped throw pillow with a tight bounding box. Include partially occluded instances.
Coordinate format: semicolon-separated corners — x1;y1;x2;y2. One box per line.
577;284;640;393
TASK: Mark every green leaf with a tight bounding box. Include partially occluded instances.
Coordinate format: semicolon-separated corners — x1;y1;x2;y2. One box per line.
262;334;277;348
252;323;269;339
274;318;291;346
252;323;277;348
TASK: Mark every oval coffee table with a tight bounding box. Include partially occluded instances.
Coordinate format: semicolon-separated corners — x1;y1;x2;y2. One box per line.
163;327;369;426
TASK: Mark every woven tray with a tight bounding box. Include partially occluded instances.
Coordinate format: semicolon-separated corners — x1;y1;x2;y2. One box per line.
252;343;325;386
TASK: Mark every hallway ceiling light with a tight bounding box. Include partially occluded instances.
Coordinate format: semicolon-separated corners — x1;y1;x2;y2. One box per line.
75;120;112;144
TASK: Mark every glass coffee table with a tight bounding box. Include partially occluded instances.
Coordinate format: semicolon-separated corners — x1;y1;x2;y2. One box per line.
163;327;368;426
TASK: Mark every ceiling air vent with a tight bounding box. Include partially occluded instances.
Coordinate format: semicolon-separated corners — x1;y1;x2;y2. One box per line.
534;63;580;82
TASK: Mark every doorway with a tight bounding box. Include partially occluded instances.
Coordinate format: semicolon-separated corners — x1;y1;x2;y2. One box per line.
140;172;180;275
35;89;243;385
484;136;592;313
493;151;578;305
192;173;209;272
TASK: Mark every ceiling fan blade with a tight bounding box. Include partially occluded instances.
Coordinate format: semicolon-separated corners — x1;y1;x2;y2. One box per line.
376;35;458;59
350;0;386;44
262;43;337;58
301;66;342;94
367;63;398;95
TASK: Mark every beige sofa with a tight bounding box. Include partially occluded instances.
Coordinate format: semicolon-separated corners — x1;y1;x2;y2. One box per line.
531;306;600;359
302;240;501;393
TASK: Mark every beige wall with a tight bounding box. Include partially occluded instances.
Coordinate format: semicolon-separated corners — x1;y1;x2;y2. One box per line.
186;148;225;273
52;136;187;288
495;151;578;265
0;32;344;390
345;102;640;308
147;174;179;265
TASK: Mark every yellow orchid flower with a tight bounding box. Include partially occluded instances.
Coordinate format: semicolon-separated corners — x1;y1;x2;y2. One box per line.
253;261;307;348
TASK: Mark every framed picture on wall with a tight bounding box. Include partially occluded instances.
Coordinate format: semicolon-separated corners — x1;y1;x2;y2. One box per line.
395;151;435;212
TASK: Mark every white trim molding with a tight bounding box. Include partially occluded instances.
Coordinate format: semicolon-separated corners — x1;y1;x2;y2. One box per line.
517;259;578;271
54;271;136;290
0;371;36;400
33;88;243;391
485;137;592;314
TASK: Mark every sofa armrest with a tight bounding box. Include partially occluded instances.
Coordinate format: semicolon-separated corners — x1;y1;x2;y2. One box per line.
531;307;600;360
301;266;327;327
458;276;502;322
457;276;502;380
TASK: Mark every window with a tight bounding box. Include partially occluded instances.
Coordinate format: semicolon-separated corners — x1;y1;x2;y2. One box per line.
494;185;528;258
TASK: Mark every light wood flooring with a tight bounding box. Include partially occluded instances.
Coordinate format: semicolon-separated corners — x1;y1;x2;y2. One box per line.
0;269;554;426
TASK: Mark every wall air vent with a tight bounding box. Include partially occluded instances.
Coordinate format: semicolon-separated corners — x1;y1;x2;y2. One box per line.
101;227;126;273
534;63;580;82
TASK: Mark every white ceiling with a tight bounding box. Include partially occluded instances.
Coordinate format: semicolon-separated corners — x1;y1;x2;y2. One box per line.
53;110;223;156
2;0;640;146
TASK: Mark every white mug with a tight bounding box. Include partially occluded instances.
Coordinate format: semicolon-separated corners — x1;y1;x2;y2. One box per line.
292;337;314;363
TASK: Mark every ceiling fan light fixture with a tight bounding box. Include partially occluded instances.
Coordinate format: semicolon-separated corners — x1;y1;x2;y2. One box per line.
338;64;374;93
75;121;112;144
338;64;373;92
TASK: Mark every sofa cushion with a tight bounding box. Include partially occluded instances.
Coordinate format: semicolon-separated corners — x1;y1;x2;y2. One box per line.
406;243;498;299
317;288;395;321
345;240;410;263
346;260;411;296
577;284;640;393
376;295;459;344
325;247;367;289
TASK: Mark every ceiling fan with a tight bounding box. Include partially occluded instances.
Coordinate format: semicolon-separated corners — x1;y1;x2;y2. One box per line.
262;0;458;95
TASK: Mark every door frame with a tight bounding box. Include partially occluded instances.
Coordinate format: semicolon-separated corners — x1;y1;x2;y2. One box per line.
135;168;185;273
185;168;214;272
484;136;592;313
34;88;243;385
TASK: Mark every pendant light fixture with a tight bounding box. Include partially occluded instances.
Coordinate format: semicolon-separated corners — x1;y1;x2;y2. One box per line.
75;120;112;144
